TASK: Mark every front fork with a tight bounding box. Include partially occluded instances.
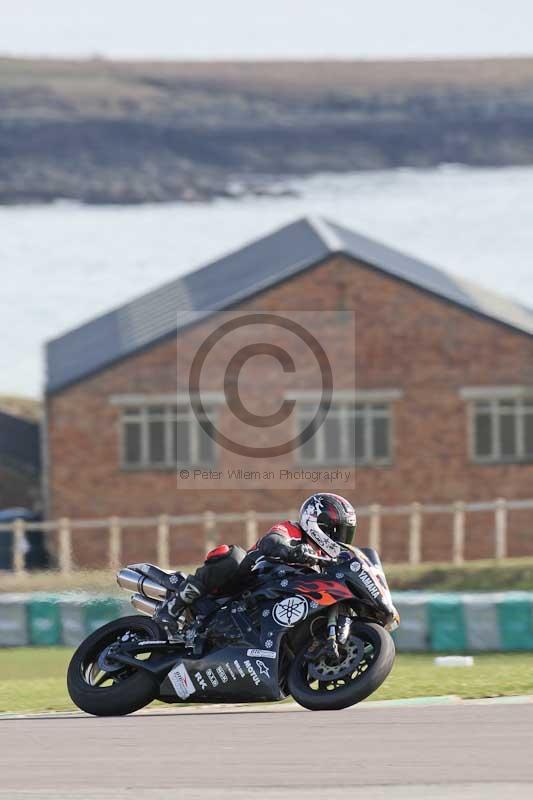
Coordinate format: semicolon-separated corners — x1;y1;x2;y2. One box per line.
325;604;352;661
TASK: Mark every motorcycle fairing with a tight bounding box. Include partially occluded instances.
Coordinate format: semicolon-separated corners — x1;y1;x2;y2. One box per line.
159;643;283;704
159;554;397;704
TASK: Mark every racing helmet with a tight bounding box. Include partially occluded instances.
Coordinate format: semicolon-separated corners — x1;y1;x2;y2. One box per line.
299;493;357;554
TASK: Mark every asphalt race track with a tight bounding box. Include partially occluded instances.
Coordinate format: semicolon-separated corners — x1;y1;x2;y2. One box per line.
2;700;533;799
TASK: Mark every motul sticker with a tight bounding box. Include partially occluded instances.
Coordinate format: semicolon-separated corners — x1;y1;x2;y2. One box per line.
168;663;196;699
244;659;260;686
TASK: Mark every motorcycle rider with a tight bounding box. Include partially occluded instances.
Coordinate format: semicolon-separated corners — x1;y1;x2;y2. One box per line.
163;493;357;621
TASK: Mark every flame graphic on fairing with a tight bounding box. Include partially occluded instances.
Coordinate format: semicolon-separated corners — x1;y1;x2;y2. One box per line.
290;578;354;606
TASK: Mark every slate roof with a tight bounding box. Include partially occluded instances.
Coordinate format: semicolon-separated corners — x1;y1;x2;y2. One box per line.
46;216;533;393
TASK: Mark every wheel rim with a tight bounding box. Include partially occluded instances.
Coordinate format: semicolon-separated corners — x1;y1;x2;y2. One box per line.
302;631;380;694
79;623;155;690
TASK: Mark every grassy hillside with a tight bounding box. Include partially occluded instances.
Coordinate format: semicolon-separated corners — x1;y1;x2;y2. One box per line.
1;57;533;203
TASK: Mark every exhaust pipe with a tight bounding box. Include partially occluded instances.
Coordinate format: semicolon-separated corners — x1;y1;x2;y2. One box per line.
117;568;168;601
130;593;159;616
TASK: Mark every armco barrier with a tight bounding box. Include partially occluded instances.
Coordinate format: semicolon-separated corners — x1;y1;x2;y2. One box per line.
1;592;533;651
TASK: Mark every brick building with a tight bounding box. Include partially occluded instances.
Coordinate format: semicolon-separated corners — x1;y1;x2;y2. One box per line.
45;217;533;564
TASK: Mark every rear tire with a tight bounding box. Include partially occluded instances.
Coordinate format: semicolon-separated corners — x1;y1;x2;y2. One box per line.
67;616;163;716
287;621;395;711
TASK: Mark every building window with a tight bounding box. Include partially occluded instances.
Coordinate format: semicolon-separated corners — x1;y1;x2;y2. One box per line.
471;398;533;463
121;403;216;468
297;401;392;466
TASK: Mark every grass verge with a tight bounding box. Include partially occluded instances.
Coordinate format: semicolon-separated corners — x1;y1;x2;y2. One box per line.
4;558;533;595
1;648;532;715
386;557;533;591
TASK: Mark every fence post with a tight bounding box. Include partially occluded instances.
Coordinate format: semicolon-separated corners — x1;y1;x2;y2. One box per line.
245;510;258;549
157;514;170;569
495;498;508;560
12;518;27;575
108;516;122;571
369;504;381;553
452;501;465;565
58;517;72;574
203;511;216;553
408;503;422;565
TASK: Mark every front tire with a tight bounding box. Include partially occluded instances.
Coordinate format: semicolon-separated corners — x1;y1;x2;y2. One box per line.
67;616;163;716
287;621;395;711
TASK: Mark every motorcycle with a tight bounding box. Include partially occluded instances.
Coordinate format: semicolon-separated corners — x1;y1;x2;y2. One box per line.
67;546;399;715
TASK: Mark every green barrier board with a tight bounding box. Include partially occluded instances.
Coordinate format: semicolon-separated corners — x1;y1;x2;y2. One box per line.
428;595;467;652
84;598;123;634
496;594;533;650
28;597;62;645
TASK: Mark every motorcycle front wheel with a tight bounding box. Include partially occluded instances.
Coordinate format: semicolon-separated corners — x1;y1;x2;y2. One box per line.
67;615;163;716
287;621;395;711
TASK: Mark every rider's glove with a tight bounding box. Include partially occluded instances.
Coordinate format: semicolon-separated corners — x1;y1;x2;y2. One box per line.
288;543;318;565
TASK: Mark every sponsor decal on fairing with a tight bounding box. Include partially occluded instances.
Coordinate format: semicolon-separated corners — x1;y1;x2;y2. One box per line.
233;660;245;678
357;569;381;599
247;649;276;659
206;668;219;687
244;659;261;686
215;666;228;684
194;671;208;691
225;662;236;680
168;663;196;699
255;660;270;679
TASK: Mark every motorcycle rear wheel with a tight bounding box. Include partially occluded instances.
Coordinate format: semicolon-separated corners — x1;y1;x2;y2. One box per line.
67;615;162;716
287;621;395;711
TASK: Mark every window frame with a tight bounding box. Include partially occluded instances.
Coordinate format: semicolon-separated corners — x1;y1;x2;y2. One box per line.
467;396;533;465
291;390;401;468
111;394;219;470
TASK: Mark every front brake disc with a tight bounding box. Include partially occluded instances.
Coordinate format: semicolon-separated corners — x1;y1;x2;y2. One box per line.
307;635;365;681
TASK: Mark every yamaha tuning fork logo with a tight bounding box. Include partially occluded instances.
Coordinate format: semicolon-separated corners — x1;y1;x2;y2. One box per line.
272;596;309;627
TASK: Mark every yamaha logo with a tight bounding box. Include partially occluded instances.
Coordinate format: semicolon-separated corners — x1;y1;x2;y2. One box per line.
272;596;309;627
350;560;361;573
